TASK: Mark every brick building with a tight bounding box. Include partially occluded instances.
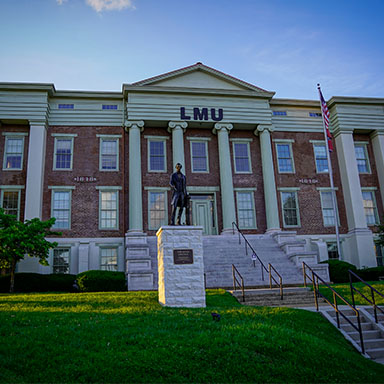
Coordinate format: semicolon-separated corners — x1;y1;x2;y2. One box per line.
1;63;383;284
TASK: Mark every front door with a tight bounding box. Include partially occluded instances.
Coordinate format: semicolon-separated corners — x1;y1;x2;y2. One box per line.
191;199;213;235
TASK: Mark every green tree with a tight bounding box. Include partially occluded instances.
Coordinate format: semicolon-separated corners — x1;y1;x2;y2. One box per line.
0;209;61;293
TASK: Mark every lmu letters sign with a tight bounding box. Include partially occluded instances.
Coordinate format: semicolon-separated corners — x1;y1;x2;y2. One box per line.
180;107;223;121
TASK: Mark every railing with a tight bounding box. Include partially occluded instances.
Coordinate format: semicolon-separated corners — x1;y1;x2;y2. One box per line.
232;264;245;302
232;222;283;300
303;262;365;354
349;270;384;323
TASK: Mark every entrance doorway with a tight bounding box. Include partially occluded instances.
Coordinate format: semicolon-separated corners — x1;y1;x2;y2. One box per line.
190;194;216;235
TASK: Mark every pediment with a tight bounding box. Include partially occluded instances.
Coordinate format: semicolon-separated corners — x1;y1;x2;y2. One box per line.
131;63;272;95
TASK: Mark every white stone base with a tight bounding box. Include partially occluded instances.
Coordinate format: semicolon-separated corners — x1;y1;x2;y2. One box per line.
157;226;206;308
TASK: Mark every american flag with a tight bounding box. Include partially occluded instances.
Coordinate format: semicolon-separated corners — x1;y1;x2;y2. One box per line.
318;85;333;152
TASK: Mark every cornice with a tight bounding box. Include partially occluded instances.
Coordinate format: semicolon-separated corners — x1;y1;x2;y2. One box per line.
270;98;319;108
328;96;384;108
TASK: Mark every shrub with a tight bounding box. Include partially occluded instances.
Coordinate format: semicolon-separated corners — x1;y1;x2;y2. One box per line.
76;270;126;292
320;260;357;283
0;273;76;293
356;267;384;282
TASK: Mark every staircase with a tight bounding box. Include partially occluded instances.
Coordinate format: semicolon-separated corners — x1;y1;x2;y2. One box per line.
322;307;384;365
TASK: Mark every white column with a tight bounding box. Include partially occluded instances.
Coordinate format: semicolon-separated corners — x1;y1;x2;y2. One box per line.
125;120;144;233
334;128;376;267
25;122;47;220
214;123;236;234
256;125;280;232
168;121;187;168
371;131;384;210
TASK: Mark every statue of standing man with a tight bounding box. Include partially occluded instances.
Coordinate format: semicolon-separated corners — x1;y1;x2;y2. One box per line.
170;163;189;225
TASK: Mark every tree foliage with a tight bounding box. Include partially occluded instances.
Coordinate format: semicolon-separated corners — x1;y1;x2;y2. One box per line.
0;209;61;292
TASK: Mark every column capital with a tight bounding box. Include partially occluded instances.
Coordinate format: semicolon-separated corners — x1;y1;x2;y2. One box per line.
125;120;144;132
255;124;274;135
168;121;187;133
29;120;47;128
332;126;354;139
370;130;384;140
213;123;233;135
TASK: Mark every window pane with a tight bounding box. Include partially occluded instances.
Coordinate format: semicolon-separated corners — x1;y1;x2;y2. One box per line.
282;192;298;226
149;192;166;229
149;141;165;171
5;138;23;169
191;142;207;172
277;144;293;172
362;191;377;225
237;192;255;228
100;191;118;229
2;191;19;217
53;249;70;274
101;248;118;271
101;140;117;170
355;145;368;173
234;143;250;172
52;191;70;229
55;139;72;169
314;145;328;172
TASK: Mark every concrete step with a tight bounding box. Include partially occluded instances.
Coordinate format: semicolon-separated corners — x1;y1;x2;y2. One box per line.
349;330;383;340
365;347;384;359
358;339;384;350
340;322;374;332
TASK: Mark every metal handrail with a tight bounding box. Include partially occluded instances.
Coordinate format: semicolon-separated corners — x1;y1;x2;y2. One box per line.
303;262;365;354
232;222;283;300
232;264;245;302
349;269;384;323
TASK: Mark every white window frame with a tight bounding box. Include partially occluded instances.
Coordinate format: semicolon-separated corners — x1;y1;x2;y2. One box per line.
231;139;252;174
97;187;121;230
189;139;209;173
354;142;371;174
52;134;77;171
49;186;74;230
52;247;71;274
274;139;295;174
147;188;168;230
99;246;119;271
235;189;257;229
361;188;379;226
146;136;168;173
97;134;121;172
310;140;329;173
2;132;28;171
318;188;340;227
279;188;300;228
0;185;24;220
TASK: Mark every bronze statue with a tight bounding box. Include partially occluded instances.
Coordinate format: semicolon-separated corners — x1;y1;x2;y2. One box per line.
170;163;189;225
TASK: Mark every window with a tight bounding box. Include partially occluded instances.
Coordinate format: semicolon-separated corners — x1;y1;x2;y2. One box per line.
53;136;75;170
327;242;339;260
149;191;167;230
53;248;70;274
362;190;379;226
3;135;25;170
320;191;338;226
191;141;208;172
99;191;119;230
375;243;383;267
309;112;322;117
102;105;118;110
51;190;72;229
273;111;287;116
236;192;256;229
276;142;295;173
148;140;166;172
233;142;251;173
0;189;21;219
100;247;118;271
58;104;74;109
280;191;300;227
313;144;329;173
99;137;119;171
354;143;370;174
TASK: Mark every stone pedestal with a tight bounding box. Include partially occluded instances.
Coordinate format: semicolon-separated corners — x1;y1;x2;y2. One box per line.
157;226;206;308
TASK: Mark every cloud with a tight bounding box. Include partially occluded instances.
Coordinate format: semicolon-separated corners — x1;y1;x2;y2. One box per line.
56;0;67;4
85;0;135;12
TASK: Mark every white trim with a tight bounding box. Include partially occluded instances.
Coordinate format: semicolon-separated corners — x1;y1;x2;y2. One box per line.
2;132;28;136
361;189;379;226
52;247;71;274
96;134;122;138
232;141;252;174
187;186;220;192
144;186;171;191
190;140;209;173
99;136;119;172
236;190;257;229
272;138;295;143
99;246;118;271
316;187;339;191
48;185;76;190
319;190;340;227
312;142;329;174
186;136;211;141
51;133;78;138
0;185;25;189
280;190;301;228
277;187;300;191
230;138;253;143
96;186;122;191
96;243;123;247
354;141;370;145
234;187;257;191
354;142;371;174
0;189;21;220
361;187;378;191
144;135;170;140
309;140;326;144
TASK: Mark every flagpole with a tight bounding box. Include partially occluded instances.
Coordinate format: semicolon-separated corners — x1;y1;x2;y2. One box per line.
317;84;342;259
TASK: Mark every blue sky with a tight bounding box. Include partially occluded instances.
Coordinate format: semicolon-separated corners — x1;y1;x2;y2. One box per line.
0;0;383;100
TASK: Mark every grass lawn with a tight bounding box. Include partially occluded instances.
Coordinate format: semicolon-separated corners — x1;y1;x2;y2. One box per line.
1;290;384;383
316;281;384;307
